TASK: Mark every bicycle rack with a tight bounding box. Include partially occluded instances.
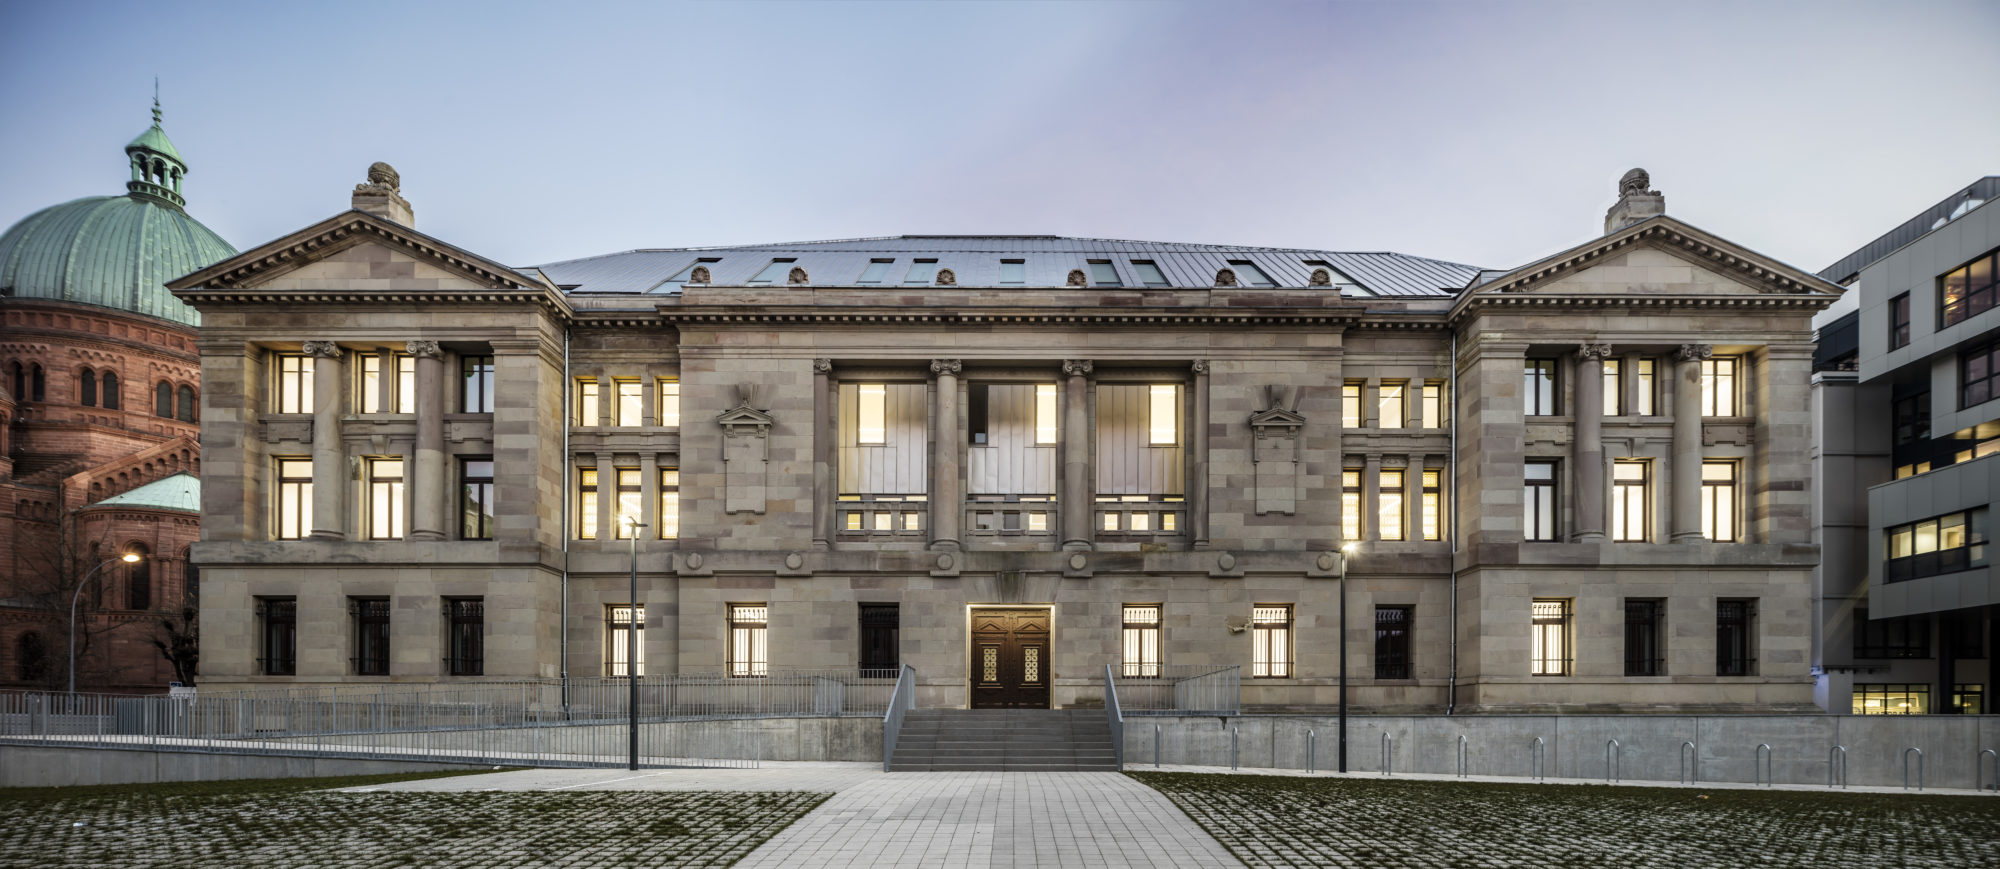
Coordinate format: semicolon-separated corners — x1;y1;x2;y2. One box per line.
1529;736;1546;782
1978;748;1997;793
1457;734;1469;778
1230;726;1239;771
1380;731;1394;776
1903;747;1924;791
1605;739;1621;784
1754;744;1772;787
1154;724;1161;769
1677;741;1696;785
1306;729;1316;774
1827;745;1847;789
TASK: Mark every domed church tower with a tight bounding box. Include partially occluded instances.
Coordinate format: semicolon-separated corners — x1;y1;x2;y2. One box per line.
0;96;236;693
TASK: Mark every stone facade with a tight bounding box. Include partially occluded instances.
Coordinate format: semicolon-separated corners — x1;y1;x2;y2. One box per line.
173;172;1839;712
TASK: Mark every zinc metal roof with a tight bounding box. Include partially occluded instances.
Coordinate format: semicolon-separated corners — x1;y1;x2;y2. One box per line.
0;193;237;326
532;236;1482;298
91;472;200;514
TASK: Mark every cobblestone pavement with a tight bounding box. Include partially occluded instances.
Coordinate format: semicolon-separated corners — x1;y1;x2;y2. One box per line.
1132;770;2000;868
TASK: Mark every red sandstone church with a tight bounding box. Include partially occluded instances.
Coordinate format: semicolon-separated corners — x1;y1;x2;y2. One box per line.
0;102;232;692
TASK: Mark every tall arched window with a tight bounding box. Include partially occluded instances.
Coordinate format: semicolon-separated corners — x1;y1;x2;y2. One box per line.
102;372;119;409
156;381;173;417
125;543;151;610
31;364;45;401
177;385;195;422
80;370;97;406
14;632;49;682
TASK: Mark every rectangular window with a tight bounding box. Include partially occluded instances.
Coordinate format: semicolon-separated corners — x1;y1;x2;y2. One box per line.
614;468;641;538
1611;460;1648;542
1088;260;1121;286
1420;381;1445;429
605;604;644;676
1892;393;1931;445
1947;610;1986;658
658;468;680;539
999;259;1026;286
968;384;989;444
1852;683;1930;715
1342;469;1362;542
352;597;390;676
1889;292;1911;350
903;259;938;285
575;378;599;426
360;354;382;413
614;379;643;426
1122;605;1162;678
1378;381;1405;429
1148;384;1179;445
1886;508;1988;582
728;604;769;677
1131;260;1169;287
1374;606;1412;679
1229;260;1275;287
1035;384;1058;444
856;259;894;284
461;458;494;540
259;596;297;676
1624;599;1664;677
1524;359;1558;416
1343;382;1362;428
1940;247;1999;328
1701;461;1737;542
1961;339;2000;408
576;467;598;540
1716;599;1757;676
1420;469;1443;541
1523;460;1558;542
367;457;405;540
1378;469;1406;541
276;457;313;540
1854;609;1931;659
859;604;899;672
446;598;484;676
1701;357;1738;417
1952;684;1984;715
1531;598;1572;676
396;354;415;414
1635;359;1656;416
747;258;795;284
276;354;314;414
856;383;887;444
658;379;680;428
1602;359;1622;416
461;356;495;413
1251;605;1292;678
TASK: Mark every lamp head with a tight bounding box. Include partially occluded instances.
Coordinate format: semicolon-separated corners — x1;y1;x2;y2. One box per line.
1341;542;1358;554
120;553;142;563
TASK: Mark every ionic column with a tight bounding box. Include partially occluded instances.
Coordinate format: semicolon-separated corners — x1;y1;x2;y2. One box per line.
811;358;833;550
1671;344;1712;541
1572;343;1611;542
407;340;446;541
1190;360;1211;549
930;359;963;551
1061;360;1093;551
302;341;346;540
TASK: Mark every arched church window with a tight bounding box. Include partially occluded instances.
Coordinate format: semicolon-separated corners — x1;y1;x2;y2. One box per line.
177;385;195;422
156;381;173;417
102;372;119;409
81;370;97;406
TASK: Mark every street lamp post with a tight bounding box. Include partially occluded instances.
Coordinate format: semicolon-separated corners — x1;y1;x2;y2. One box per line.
70;552;141;695
625;516;647;771
1337;542;1357;773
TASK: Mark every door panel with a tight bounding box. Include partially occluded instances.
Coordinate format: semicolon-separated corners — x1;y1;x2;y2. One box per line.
969;608;1051;708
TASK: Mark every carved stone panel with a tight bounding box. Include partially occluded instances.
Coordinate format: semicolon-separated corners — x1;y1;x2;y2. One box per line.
1248;405;1306;515
717;402;775;515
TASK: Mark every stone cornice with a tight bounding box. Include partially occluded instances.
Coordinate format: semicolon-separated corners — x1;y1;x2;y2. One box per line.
656;305;1363;328
168;210;547;293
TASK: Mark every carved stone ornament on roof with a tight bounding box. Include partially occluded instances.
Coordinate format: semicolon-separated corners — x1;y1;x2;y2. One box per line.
301;341;341;358
1619;168;1657;198
930;359;963;376
812;358;833;374
935;268;957;286
1062;359;1093;377
1676;343;1714;362
1577;342;1614;362
787;267;809;285
1066;269;1087;287
689;266;711;284
405;340;442;359
1309;268;1332;287
1191;360;1210;375
354;161;401;194
1215;268;1239;288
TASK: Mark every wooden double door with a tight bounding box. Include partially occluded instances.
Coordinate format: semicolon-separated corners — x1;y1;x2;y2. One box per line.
970;608;1050;709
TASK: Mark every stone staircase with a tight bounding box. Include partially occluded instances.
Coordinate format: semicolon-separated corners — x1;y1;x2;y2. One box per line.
888;708;1119;772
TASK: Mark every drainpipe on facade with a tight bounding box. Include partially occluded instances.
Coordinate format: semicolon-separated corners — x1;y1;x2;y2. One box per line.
1447;330;1459;715
560;326;572;717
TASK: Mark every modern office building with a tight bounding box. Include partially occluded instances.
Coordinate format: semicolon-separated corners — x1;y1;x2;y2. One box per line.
173;167;1839;712
1812;177;1999;715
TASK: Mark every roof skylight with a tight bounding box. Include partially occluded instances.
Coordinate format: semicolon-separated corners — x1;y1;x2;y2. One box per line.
903;259;938;285
748;258;797;284
1228;260;1274;287
1088;260;1121;287
1131;260;1169;287
999;259;1026;286
857;259;894;284
654;257;720;291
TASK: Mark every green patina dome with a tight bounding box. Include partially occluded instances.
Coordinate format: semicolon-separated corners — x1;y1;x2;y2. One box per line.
0;101;236;327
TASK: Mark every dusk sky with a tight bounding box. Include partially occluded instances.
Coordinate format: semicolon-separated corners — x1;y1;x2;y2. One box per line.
1;0;1994;276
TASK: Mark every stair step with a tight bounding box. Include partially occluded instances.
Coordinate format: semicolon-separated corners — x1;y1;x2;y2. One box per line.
889;708;1125;772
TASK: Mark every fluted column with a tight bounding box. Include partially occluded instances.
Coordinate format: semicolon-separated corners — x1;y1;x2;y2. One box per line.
303;341;345;540
1189;360;1211;549
1671;344;1712;541
930;359;963;551
811;358;833;550
407;341;446;540
1061;360;1093;551
1572;343;1611;542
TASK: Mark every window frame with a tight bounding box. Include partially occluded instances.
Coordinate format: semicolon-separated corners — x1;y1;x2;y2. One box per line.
1087;260;1121;287
1701;460;1738;542
1602;359;1622;416
1377;381;1406;430
1530;598;1573;676
1701;357;1740;417
856;258;894;284
1939;246;1999;329
728;604;769;678
1635;359;1656;416
1624;599;1664;677
659;468;680;539
1854;608;1932;659
1524;359;1559;416
352;597;390;676
275;457;313;540
613;467;641;539
1961;338;2000;409
1523;460;1559;542
275;354;314;414
461;355;495;413
1420;469;1444;541
1611;460;1649;542
445;597;484;677
1715;598;1757;677
1342;382;1363;428
1378;469;1406;541
1886;508;1988;582
258;596;298;676
998;259;1026;286
1121;604;1163;678
1147;383;1179;446
859;603;900;673
1131;260;1169;287
460;458;495;540
1341;468;1362;542
613;378;643;427
657;378;680;427
576;467;599;540
1889;292;1912;350
1420;381;1445;429
1374;605;1413;680
365;457;405;540
605;604;644;677
574;377;600;426
1250;604;1293;678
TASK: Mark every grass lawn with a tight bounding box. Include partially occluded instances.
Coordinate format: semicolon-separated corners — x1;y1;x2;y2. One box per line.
0;771;828;868
1131;771;2000;868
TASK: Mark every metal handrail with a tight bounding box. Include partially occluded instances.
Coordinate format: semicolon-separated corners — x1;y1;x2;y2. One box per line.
880;665;916;773
1979;749;1997;793
1457;734;1469;778
1102;664;1124;771
1903;747;1924;791
1606;738;1621;784
1680;741;1697;784
1529;736;1545;781
1381;731;1394;776
1754;744;1772;787
1111;664;1242;716
1828;745;1847;789
1306;728;1316;774
1154;723;1162;768
1230;726;1239;770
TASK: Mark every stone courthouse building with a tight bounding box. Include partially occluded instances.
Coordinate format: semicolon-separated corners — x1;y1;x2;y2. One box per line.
172;167;1840;712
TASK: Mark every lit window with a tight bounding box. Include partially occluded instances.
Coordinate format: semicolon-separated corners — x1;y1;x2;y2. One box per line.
1701;461;1737;542
659;469;680;539
606;605;644;677
1603;359;1622;416
276;458;312;540
575;378;600;426
1378;469;1405;541
1940;247;1999;328
857;383;887;444
614;379;643;426
999;259;1026;286
1701;357;1738;416
1886;508;1989;582
903;259;938;285
360;354;382;413
276;354;314;414
1148;384;1178;445
729;604;769;677
367;458;405;540
1611;460;1648;542
1524;359;1558;416
1420;470;1443;541
462;356;495;413
1852;683;1931;715
614;468;641;538
1377;381;1405;429
1251;605;1292;678
856;259;894;284
1421;382;1445;428
747;258;795;284
397;355;415;413
1635;359;1656;415
1343;382;1362;428
1531;598;1572;676
658;379;680;427
1131;260;1169;287
1523;460;1558;541
1716;598;1757;677
1122;605;1162;678
1342;469;1362;542
1088;260;1121;286
461;459;494;540
1228;260;1275;287
576;467;598;540
1035;384;1057;444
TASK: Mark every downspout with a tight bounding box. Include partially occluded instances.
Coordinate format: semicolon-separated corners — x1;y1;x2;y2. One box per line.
560;325;572;716
1447;329;1459;715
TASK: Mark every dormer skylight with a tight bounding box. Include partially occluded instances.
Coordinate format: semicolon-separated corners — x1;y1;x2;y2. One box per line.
1088;260;1121;287
1131;260;1169;287
653;257;721;291
1229;260;1274;287
748;258;797;284
903;259;939;285
857;258;894;284
999;259;1026;286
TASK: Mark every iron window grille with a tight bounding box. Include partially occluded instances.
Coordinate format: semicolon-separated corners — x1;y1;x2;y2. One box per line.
1374;606;1412;679
728;604;769;678
859;604;900;674
1624;599;1664;676
605;605;644;677
257;597;297;676
351;597;390;676
1251;605;1292;678
445;598;484;676
1530;599;1572;676
1121;605;1162;678
1715;599;1757;677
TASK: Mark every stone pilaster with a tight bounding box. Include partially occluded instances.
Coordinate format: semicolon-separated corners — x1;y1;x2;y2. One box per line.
1671;343;1712;541
302;341;345;540
1361;455;1382;540
1190;360;1211;548
1572;342;1611;542
407;340;446;540
930;359;963;551
1061;359;1093;551
811;358;833;550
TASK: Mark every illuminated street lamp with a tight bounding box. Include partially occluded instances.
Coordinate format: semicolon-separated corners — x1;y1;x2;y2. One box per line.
70;552;142;694
1336;541;1358;773
623;515;647;771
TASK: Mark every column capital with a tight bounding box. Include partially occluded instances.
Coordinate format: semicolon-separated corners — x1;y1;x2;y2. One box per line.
1577;342;1614;362
812;358;833;374
1191;359;1210;375
1675;344;1714;362
1062;359;1093;377
929;359;962;376
405;340;442;359
301;341;341;358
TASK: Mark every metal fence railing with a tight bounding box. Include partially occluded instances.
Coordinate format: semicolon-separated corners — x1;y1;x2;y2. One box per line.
1112;664;1241;716
881;665;915;772
1104;664;1125;771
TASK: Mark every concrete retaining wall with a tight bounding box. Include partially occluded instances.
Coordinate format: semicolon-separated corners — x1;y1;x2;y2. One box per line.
0;744;495;789
271;716;885;763
1125;714;2000;790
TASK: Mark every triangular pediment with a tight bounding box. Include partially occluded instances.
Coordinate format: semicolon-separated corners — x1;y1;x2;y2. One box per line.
1248;407;1306;428
1461;216;1843;302
715;403;775;428
167;210;549;293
